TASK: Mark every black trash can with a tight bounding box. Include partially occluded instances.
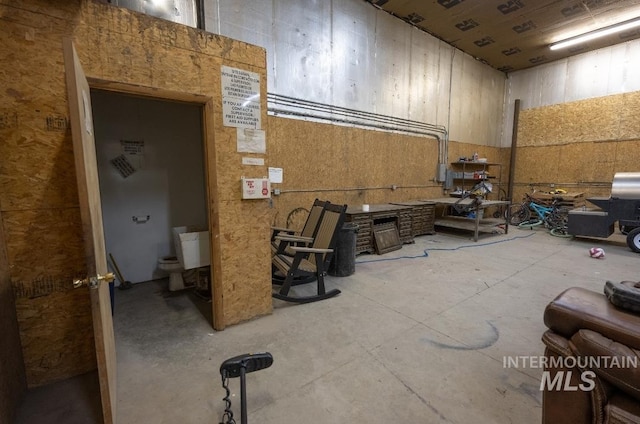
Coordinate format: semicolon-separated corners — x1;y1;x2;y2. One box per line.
328;223;358;277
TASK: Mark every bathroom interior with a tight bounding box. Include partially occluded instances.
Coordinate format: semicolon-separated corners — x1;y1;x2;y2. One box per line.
92;89;213;321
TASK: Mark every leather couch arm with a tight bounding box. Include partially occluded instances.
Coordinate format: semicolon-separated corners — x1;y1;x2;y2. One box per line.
542;330;573;357
570;329;640;402
544;287;640;350
541;333;595;424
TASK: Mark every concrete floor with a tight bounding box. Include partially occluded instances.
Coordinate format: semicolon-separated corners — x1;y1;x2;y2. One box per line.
15;227;639;423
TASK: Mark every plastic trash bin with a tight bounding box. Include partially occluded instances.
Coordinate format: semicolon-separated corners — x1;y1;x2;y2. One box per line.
328;223;358;277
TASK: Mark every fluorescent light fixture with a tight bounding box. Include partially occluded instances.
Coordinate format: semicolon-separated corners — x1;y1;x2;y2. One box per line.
550;17;640;50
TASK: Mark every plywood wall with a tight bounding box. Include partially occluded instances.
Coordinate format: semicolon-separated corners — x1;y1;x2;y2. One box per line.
0;208;26;424
512;91;640;201
0;0;270;387
267;116;444;227
266;115;509;228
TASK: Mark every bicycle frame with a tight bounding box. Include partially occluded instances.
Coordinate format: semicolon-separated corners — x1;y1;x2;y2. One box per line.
507;192;568;232
528;201;554;221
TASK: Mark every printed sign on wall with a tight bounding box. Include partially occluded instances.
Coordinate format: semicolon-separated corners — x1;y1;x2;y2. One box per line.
237;128;266;153
221;65;261;129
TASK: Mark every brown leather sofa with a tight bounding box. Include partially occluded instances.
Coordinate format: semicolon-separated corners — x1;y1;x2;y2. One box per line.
542;287;640;424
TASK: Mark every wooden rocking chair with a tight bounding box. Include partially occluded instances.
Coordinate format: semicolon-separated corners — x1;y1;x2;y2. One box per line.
272;202;346;303
270;199;328;256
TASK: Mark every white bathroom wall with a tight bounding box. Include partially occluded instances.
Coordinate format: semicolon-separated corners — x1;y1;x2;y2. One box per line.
92;90;207;284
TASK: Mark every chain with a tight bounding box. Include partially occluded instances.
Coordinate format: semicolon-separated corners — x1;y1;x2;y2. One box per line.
219;372;236;424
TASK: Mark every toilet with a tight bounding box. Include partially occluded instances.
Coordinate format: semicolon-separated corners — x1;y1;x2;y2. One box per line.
158;256;185;291
158;226;210;292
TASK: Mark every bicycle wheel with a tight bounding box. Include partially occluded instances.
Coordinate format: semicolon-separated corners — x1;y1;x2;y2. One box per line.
545;210;568;230
550;227;573;238
518;218;544;229
506;203;530;225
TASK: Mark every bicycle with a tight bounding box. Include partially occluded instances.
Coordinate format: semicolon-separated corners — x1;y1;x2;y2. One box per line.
506;192;571;237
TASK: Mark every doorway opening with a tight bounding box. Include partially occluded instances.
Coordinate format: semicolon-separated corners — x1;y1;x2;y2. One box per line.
91;89;213;325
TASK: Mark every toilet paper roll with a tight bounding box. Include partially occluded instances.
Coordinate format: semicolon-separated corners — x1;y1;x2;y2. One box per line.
362;204;370;212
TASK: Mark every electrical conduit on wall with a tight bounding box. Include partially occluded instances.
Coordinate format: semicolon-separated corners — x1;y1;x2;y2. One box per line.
267;93;449;192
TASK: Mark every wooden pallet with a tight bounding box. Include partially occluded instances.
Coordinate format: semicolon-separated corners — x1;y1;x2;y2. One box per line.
529;192;585;210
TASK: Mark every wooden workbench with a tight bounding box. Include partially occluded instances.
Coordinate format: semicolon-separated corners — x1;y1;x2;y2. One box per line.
426;197;510;241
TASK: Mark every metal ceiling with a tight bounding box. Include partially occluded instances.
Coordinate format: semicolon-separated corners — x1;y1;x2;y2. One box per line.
365;0;640;72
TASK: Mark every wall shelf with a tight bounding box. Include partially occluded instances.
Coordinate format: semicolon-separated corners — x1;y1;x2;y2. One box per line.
448;161;502;199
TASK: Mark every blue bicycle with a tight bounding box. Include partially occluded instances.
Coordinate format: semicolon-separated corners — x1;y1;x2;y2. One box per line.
506;192;570;237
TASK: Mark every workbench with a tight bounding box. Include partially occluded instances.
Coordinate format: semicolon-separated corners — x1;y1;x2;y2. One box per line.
426;197;510;241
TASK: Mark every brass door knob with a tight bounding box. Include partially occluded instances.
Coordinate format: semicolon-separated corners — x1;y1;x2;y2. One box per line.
73;272;115;289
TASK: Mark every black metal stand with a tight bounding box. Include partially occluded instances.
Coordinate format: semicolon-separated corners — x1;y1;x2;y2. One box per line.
219;352;273;424
240;366;247;424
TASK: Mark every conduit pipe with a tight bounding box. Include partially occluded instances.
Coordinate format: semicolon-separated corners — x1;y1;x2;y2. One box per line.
268;94;447;133
267;93;450;178
278;184;442;195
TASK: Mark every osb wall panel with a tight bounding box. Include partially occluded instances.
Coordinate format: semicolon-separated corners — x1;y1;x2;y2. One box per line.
613;139;640;171
4;207;90;387
0;0;270;386
0;208;26;424
3;208;86;284
512;145;564;189
513;90;640;202
518;91;640;147
14;290;96;387
619;93;640;140
267;116;443;227
0;117;78;211
211;114;270;202
510;140;640;202
0;2;95;387
217;200;272;325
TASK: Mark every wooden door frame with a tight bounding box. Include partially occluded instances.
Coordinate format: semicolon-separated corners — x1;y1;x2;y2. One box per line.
87;78;225;330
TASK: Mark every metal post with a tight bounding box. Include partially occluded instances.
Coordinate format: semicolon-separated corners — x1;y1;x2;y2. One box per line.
240;365;247;424
507;99;521;202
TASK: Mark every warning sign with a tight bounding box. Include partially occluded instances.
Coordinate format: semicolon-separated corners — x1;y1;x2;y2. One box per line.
221;66;261;129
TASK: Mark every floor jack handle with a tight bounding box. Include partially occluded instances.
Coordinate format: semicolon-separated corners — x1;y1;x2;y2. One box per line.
240;367;247;424
219;352;273;424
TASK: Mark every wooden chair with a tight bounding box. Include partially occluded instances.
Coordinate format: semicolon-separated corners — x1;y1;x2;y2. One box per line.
272;202;346;303
271;199;327;256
